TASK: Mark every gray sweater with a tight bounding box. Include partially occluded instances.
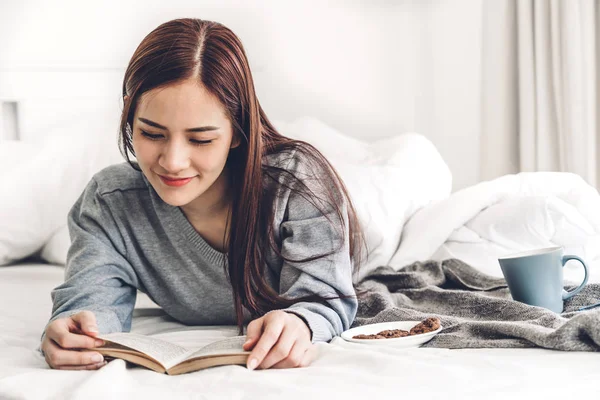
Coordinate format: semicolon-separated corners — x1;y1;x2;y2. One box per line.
41;149;357;345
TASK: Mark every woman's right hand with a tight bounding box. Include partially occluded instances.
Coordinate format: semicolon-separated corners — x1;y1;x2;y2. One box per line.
41;310;108;370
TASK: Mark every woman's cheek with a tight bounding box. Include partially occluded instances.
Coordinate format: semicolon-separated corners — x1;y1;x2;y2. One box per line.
135;142;159;165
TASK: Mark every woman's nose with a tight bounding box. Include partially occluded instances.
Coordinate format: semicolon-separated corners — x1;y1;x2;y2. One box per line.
159;139;191;173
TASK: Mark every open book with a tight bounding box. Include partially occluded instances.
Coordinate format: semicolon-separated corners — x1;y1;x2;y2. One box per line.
91;332;250;375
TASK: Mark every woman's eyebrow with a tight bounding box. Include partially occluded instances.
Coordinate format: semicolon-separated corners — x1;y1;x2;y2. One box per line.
138;117;220;133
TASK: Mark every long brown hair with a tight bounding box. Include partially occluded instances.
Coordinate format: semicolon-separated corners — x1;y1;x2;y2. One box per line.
118;18;368;334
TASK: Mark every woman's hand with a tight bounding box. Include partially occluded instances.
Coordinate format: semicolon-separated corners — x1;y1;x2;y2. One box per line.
41;310;107;370
243;310;317;370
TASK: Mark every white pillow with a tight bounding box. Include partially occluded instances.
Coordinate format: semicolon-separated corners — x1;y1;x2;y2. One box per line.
273;117;370;163
274;117;452;279
0;116;122;266
40;225;71;266
0;140;45;171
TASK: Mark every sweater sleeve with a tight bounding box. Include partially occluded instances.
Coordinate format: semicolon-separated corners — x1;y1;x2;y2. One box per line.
276;161;358;343
40;177;140;346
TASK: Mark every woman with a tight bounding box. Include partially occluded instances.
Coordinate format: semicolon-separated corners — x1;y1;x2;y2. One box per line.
40;18;365;371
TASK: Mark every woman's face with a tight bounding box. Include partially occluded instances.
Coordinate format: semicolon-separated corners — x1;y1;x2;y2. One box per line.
131;79;240;211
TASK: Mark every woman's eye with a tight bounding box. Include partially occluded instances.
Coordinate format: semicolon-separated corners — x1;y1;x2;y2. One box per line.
140;130;163;140
190;139;213;145
141;130;212;145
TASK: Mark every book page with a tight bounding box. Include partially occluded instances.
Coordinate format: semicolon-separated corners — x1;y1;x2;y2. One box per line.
183;336;250;361
96;332;193;368
148;326;242;351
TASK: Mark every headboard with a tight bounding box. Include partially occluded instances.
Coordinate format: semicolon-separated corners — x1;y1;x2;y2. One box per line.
0;68;124;141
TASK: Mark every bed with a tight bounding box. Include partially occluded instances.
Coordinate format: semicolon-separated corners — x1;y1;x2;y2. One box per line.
2;67;600;399
2;261;600;399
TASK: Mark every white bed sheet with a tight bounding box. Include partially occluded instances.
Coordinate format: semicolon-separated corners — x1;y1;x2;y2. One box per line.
1;262;600;400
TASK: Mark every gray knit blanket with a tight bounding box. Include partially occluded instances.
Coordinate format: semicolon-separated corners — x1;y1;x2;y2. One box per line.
353;259;600;351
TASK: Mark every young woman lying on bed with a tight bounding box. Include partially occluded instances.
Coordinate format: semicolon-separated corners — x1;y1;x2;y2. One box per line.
40;18;365;371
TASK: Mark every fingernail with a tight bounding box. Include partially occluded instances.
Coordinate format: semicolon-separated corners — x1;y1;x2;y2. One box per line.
243;339;252;346
87;326;99;333
248;358;257;370
95;340;105;347
91;354;103;363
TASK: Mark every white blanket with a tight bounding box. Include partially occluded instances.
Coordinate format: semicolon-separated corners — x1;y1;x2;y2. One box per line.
389;172;600;283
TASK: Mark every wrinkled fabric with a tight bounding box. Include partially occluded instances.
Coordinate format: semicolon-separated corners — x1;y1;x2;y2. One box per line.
354;259;600;351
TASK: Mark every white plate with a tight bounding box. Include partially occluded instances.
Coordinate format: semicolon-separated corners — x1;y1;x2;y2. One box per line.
341;321;443;348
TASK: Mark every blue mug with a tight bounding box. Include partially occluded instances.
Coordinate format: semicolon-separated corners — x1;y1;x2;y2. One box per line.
498;246;589;313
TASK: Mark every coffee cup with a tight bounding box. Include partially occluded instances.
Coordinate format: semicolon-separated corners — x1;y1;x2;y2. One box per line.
498;246;588;313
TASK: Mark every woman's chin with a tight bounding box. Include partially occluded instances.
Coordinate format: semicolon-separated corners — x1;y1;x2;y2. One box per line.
155;190;196;207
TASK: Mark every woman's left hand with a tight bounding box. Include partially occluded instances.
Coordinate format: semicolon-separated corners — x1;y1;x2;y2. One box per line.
243;310;317;370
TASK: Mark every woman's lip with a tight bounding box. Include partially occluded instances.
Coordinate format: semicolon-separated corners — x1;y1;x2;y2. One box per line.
158;175;195;187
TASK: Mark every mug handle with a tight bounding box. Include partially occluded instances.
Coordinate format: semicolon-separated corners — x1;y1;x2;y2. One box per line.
562;255;589;300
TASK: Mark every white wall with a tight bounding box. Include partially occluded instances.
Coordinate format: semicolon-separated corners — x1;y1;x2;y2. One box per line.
0;0;482;191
